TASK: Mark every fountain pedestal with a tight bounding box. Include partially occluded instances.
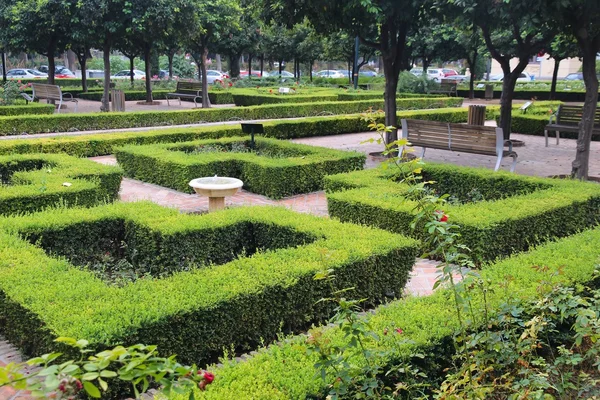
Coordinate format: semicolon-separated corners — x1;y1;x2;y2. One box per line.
189;177;244;212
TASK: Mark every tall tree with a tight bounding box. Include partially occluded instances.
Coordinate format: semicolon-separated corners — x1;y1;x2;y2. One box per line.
183;0;240;108
70;0;105;92
324;31;376;83
1;0;73;85
445;0;556;139
547;35;580;100
266;0;420;144
549;1;600;179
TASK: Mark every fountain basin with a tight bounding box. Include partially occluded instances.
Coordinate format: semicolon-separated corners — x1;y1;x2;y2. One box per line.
189;177;244;211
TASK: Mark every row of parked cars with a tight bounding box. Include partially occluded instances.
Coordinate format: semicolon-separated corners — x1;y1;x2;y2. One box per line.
5;66;76;79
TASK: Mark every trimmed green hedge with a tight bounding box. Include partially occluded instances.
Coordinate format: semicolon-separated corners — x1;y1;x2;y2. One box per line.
77;90;234;104
0;202;418;366
0;97;462;135
0;153;122;215
508;114;600;141
325;163;600;263
172;224;600;400
17;78;104;88
233;93;339;106
0;103;55;116
0;107;472;157
457;88;597;102
116;136;365;199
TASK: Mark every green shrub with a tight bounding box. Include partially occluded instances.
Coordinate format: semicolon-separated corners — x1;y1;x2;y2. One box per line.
325;163;600;263
17;78;104;88
77;90;169;101
0;107;471;156
116;137;365;199
0;97;462;136
170;225;600;400
0;103;55;116
0;202;419;365
0;153;122;215
232;93;339;106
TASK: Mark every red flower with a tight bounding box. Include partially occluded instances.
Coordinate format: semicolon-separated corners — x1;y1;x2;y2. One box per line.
256;86;260;89
269;89;273;93
228;82;233;87
395;328;403;334
201;371;215;383
440;215;448;222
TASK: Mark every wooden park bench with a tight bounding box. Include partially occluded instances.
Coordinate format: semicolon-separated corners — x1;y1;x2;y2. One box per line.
429;80;457;97
30;83;78;113
166;81;203;107
544;104;600;147
400;119;518;172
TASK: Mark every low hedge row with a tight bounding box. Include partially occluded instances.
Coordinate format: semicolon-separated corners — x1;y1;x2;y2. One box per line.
0;103;55;116
457;88;597;102
233;92;446;106
173;222;600;399
508;114;600;141
76;90;235;104
325;163;600;263
17;78;104;88
0;203;419;368
0;97;462;135
115;136;365;199
0;107;473;157
0;153;122;215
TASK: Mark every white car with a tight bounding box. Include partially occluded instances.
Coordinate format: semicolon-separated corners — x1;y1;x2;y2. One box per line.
316;70;345;79
111;70;146;80
410;68;445;82
490;72;533;82
200;70;228;84
6;69;48;79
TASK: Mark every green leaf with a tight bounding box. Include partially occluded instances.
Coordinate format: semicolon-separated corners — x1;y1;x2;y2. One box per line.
83;381;102;398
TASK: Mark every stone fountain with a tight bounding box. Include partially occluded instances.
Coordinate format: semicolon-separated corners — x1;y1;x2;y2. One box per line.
189;176;244;212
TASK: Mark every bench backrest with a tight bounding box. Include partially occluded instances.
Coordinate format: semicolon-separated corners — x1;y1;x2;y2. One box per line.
31;83;62;100
401;119;502;156
557;104;600;126
439;81;457;90
176;81;202;92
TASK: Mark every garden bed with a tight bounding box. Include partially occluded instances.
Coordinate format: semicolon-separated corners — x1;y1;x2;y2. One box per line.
116;136;366;198
0;153;122;214
0;97;462;135
0;202;418;365
0;103;55;116
325;163;600;263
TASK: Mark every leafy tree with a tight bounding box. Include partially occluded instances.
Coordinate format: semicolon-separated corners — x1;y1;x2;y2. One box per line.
324;31;377;83
548;1;600;179
182;0;240;107
1;0;74;84
547;34;580;100
297;27;324;81
262;24;294;75
444;0;556;139
265;0;421;144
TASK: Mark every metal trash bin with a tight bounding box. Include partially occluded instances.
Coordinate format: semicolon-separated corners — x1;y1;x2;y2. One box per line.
467;105;486;126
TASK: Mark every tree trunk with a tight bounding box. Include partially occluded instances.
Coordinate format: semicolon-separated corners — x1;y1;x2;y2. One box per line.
101;41;111;112
168;52;174;79
550;58;561;100
200;47;211;108
467;51;477;100
216;54;222;72
78;52;88;92
47;50;56;85
278;60;283;75
248;53;253;78
382;57;400;144
260;55;264;76
66;50;77;73
309;60;313;82
129;56;135;87
1;50;6;83
229;53;240;78
498;60;527;139
571;46;599;179
422;57;429;74
143;46;153;103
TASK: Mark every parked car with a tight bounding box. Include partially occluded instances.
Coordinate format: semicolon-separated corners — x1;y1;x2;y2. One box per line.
6;69;47;79
410;68;445;82
444;75;468;83
359;70;378;77
442;68;459;77
315;70;345;79
200;70;228;84
55;67;76;78
111;70;146;80
490;72;534;82
276;70;294;78
239;70;269;78
563;73;583;80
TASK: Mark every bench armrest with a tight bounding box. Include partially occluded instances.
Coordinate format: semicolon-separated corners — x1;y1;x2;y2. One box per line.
504;140;513;152
548;112;557;125
63;92;74;100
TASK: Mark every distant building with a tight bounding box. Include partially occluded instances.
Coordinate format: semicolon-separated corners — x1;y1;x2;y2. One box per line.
490;55;581;80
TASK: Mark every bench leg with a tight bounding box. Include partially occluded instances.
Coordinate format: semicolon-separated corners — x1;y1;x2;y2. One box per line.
509;154;518;173
556;130;560;145
166;96;170;106
544;129;549;147
494;155;502;172
420;147;426;159
57;99;63;114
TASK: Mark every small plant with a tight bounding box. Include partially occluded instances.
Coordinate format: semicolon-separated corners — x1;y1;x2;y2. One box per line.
0;337;215;399
0;80;24;105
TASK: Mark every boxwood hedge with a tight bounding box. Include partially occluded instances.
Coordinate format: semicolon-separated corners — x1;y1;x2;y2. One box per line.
0;107;473;157
116;136;365;199
77;90;235;104
325;163;600;263
508;114;600;141
0;153;122;215
172;224;600;400
0;103;55;116
0;202;418;366
233;92;447;106
0;97;462;135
